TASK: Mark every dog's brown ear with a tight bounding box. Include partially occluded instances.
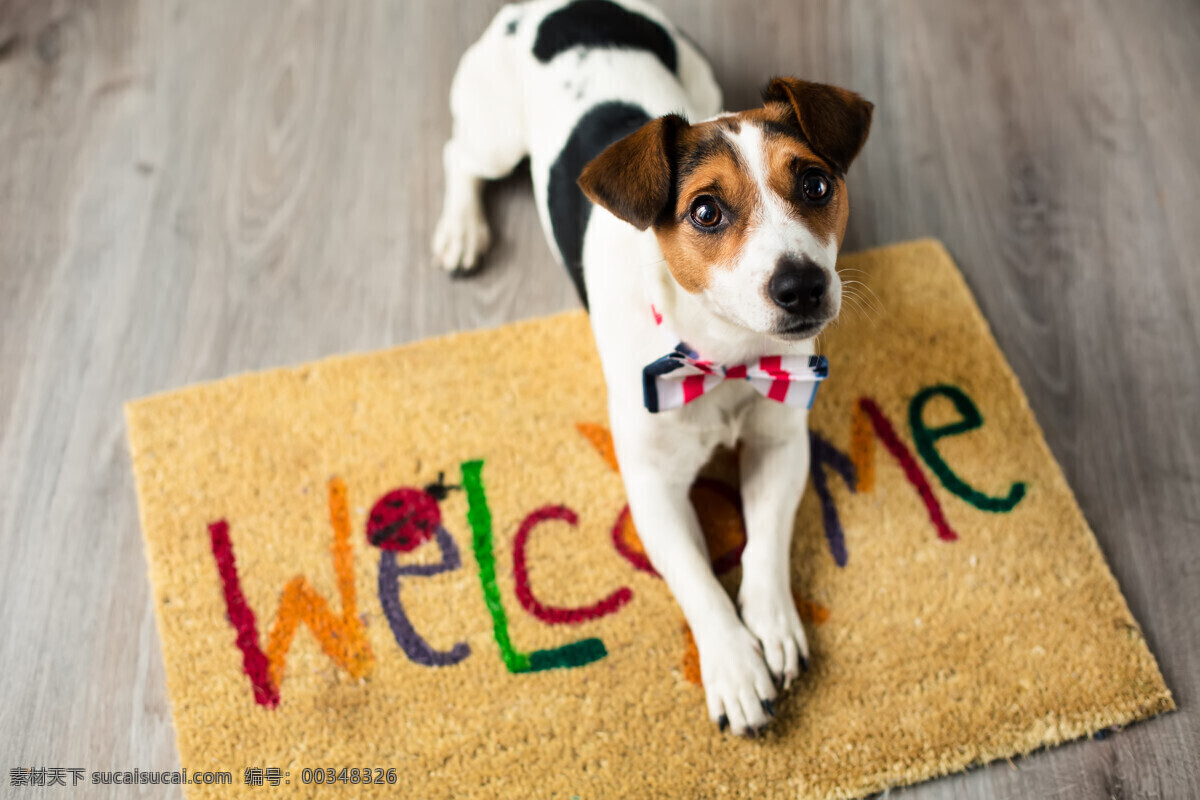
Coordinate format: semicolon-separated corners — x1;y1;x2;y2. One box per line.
578;114;688;231
764;78;873;173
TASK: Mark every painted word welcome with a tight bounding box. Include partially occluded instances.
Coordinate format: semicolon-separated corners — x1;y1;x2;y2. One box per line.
208;383;1026;708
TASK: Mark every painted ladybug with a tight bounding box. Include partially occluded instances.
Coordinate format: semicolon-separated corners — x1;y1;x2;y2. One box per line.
365;472;459;552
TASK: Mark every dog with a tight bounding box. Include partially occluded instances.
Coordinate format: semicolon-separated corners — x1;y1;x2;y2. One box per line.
434;0;872;737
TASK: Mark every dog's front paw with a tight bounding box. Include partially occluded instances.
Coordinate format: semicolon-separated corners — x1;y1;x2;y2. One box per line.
432;203;491;272
738;584;810;691
696;624;778;737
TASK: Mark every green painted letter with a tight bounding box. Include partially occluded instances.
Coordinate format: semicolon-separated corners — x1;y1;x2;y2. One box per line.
909;385;1026;513
460;460;607;673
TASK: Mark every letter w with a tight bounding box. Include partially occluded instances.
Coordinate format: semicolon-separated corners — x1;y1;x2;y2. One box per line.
208;478;374;708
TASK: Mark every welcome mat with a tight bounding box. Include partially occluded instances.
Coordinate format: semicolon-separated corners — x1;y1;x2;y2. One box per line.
126;239;1172;799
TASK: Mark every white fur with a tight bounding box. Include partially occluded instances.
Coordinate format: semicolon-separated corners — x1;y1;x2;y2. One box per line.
435;0;839;736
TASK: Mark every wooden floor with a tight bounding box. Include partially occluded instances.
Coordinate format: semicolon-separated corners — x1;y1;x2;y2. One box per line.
2;1;1197;797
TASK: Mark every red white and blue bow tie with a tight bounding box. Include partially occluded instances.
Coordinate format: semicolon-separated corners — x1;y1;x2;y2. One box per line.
642;307;829;413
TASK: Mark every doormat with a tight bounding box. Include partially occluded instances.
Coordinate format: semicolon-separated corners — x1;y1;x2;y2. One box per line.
126;239;1172;799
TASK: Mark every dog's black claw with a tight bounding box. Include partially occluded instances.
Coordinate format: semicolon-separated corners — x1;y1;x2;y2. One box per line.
718;715;729;733
801;655;810;673
745;726;757;739
762;699;775;717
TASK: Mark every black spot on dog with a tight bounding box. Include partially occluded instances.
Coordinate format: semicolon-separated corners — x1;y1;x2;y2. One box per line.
505;18;519;35
533;0;677;74
548;101;651;307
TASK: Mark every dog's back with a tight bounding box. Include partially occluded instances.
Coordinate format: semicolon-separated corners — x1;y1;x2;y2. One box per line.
435;0;721;302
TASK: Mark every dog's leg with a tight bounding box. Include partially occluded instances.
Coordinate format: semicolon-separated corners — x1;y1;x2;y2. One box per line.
618;435;777;737
736;410;813;690
434;146;493;273
433;7;528;272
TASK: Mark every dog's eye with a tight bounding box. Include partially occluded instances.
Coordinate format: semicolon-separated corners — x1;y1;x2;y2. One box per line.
800;169;832;203
689;197;723;228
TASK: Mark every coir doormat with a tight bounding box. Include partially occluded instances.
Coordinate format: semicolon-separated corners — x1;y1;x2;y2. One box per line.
126;239;1172;799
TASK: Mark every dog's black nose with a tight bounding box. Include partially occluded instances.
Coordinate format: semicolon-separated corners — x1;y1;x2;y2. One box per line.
769;258;827;314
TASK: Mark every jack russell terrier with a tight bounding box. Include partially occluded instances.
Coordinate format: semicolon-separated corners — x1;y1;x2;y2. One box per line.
434;0;872;737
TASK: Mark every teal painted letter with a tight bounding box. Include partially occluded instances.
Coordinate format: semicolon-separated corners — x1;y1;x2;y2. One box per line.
909;385;1026;513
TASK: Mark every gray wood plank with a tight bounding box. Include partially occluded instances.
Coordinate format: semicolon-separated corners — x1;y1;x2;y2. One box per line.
1;1;1196;798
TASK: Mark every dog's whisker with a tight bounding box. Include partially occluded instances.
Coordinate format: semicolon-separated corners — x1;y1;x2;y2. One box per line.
847;295;877;321
837;268;872;279
851;290;884;317
840;293;874;322
841;284;882;319
840;279;884;315
844;298;877;323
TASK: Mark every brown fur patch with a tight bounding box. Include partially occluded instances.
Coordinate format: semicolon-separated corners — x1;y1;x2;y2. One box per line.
577;114;686;231
763;77;874;174
654;121;760;293
761;125;850;248
714;115;741;134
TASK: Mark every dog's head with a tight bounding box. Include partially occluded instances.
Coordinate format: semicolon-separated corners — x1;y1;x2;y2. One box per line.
578;78;872;341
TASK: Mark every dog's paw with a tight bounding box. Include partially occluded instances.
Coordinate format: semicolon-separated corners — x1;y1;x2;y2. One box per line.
432;203;491;272
738;583;810;691
697;624;778;737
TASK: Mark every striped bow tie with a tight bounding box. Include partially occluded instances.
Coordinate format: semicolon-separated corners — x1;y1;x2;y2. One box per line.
642;342;829;413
